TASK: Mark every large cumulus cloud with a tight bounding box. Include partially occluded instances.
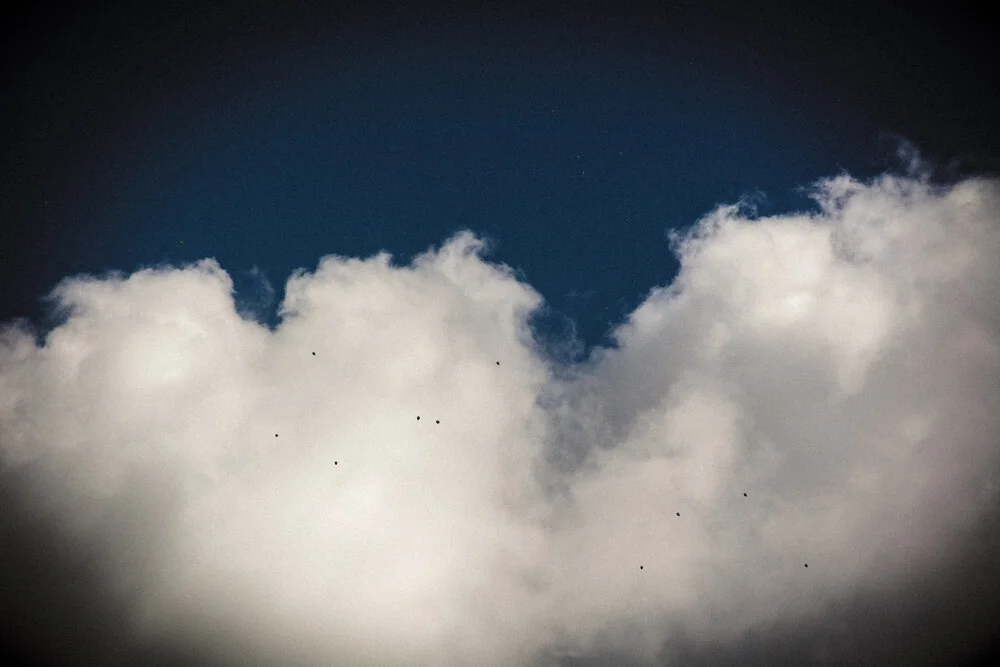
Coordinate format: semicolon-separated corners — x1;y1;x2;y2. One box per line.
1;168;998;666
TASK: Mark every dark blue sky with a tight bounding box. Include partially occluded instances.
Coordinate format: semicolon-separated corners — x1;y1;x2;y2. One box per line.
4;1;996;354
96;47;840;350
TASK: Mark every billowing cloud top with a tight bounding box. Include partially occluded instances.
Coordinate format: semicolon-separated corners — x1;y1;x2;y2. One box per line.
1;170;998;666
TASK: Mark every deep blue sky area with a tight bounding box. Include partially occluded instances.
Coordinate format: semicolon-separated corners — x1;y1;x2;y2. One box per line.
2;1;998;353
97;50;838;349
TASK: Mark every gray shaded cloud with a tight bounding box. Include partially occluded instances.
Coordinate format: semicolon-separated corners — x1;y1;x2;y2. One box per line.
1;168;998;666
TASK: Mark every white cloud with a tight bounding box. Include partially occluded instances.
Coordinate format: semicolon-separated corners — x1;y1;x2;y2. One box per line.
1;171;998;666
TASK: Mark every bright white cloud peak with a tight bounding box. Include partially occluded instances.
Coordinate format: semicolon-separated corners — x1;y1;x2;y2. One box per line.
1;169;998;666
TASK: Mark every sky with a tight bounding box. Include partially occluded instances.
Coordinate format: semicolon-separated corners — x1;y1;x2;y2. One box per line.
1;1;999;666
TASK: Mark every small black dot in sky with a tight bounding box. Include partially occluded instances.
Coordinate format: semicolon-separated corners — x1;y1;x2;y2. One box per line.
312;352;316;355
496;361;500;365
676;512;680;517
334;461;338;465
743;492;748;497
275;433;278;437
639;565;643;570
417;416;420;420
435;420;440;424
804;563;808;568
